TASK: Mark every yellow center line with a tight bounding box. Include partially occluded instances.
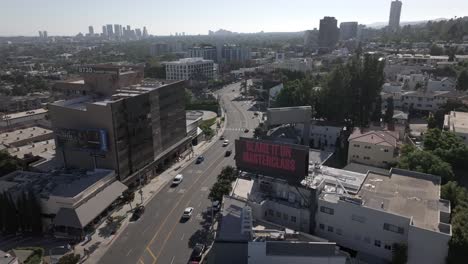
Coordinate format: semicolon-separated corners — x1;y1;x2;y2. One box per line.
152;152;229;264
146;247;157;260
142;141;226;262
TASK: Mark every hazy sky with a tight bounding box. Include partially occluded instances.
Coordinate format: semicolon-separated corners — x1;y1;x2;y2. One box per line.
1;0;466;36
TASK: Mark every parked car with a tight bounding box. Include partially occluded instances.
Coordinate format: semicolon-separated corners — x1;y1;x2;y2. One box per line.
130;205;145;222
182;207;194;219
172;174;183;186
222;140;229;147
220;135;225;140
225;150;232;157
244;128;249;133
196;156;205;164
189;243;205;262
212;200;221;212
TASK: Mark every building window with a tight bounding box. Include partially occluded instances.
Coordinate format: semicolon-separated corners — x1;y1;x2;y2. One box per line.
353;144;360;148
385;244;392;250
328;226;334;232
268;209;274;216
351;214;366;223
374;240;381;247
320;206;334;215
319;223;325;230
276;211;281;218
384;149;389;152
365;146;371;149
291;216;297;223
336;228;343;235
383;223;404;234
283;213;288;221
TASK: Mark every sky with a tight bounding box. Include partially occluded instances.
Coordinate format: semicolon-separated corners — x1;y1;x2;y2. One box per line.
1;0;467;36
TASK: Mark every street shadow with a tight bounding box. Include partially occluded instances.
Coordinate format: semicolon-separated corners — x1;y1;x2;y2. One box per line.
86;241;101;255
97;222;118;238
187;228;214;249
179;217;190;223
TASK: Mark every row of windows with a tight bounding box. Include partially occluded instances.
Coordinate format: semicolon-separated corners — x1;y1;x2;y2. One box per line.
267;209;297;223
320;206;334;215
319;222;394;251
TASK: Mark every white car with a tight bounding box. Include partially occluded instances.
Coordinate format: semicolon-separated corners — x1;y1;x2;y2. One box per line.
172;174;183;185
222;140;229;147
182;207;194;219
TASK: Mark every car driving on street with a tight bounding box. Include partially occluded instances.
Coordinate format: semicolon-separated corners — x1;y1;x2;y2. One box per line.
172;174;183;186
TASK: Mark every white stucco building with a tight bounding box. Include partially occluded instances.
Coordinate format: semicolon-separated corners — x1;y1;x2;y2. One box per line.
444;111;468;145
164;57;214;80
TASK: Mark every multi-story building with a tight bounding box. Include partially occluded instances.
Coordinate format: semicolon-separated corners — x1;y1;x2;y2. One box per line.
0;108;49;129
102;25;107;37
339;22;358;40
164;58;214;81
88;26;94;36
426;77;456;92
347;129;400;168
295;121;343;150
266;58;314;73
315;168;451;264
444;111;468;145
48;80;191;184
221;44;251;63
189;45;218;62
303;30;317;51
318;17;339;49
0;93;51;113
106;24;114;37
388;0;403;31
149;43;169;57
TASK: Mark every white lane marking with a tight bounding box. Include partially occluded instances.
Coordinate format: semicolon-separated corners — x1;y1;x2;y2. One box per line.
180;233;185;240
197;201;202;208
126;248;133;256
170;256;175;264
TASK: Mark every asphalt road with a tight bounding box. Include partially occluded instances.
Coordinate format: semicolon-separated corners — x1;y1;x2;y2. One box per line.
99;82;260;264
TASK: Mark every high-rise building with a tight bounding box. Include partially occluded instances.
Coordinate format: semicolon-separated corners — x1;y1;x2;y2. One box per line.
49;68;190;183
114;24;121;38
164;58;214;81
102;25;107;37
221;44;251;63
143;27;148;38
43;31;48;38
318;17;339;49
188;45;218;62
135;28;142;38
39;31;44;38
340;22;358;40
303;30;317;50
388;0;402;31
106;24;114;37
150;43;169;57
88;26;94;36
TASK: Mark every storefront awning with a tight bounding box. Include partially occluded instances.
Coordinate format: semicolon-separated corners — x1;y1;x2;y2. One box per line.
53;181;127;229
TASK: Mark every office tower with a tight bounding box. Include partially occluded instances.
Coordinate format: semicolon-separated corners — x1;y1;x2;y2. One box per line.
102;25;107;37
143;26;148;38
150;43;169;57
39;31;44;38
49;72;188;183
188;45;218;62
340;22;358;40
135;28;142;38
114;24;121;38
304;30;316;50
88;26;94;36
318;16;339;49
106;24;114;37
221;44;251;63
389;0;402;31
43;31;48;38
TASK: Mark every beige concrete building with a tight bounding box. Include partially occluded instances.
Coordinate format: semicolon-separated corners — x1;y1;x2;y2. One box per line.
164;58;214;81
347;129;399;168
0;126;53;148
0;108;49;130
444;111;468;145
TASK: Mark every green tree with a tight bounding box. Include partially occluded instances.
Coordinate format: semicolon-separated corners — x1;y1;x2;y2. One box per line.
457;70;468;91
398;147;454;182
441;181;468;209
384;97;394;124
208;180;232;202
427;113;437;129
423;129;468;171
429;44;444;56
57;253;81;264
0;150;24;176
447;207;468;264
371;93;382;123
391;243;408;264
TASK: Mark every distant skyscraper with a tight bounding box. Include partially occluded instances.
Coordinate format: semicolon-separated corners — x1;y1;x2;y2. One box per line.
114;24;121;38
135;28;142;38
304;30;316;50
388;0;402;31
102;25;107;37
88;26;94;35
340;22;358;40
106;24;114;37
39;31;44;38
43;31;48;38
143;27;148;38
318;17;339;49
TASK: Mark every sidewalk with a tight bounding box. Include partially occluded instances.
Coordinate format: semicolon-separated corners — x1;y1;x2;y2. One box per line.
76;114;226;264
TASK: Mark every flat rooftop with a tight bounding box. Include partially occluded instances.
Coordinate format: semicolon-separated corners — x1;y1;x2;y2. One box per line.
164;57;213;64
1;108;48;120
8;139;55;161
358;168;447;231
218;196;251;242
303;165;368;193
447;111;468;134
0;126;53;147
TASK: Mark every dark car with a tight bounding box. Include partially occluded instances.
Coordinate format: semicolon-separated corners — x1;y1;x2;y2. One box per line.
130;206;145;222
220;135;225;140
244;128;249;133
196;156;205;164
225;150;232;157
189;243;205;262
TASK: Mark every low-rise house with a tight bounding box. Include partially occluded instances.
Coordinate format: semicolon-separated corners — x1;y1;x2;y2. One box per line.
426;78;456;92
444;111;468;145
347;129;400;168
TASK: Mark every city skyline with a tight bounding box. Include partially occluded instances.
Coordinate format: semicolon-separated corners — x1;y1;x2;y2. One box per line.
1;0;467;36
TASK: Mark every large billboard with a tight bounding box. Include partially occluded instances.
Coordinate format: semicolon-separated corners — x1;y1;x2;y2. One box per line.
56;128;108;152
235;138;309;184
